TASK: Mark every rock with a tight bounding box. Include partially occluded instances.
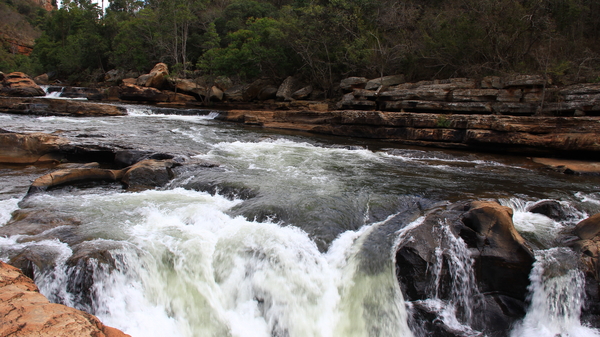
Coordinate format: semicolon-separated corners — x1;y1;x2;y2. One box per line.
504;75;548;87
481;76;504;89
61;87;104;100
27;168;124;194
497;89;523;102
0;131;69;164
256;86;277;101
246;78;277;101
114;150;154;168
340;77;368;92
122;78;136;85
0;97;126;116
0;209;81;240
211;86;224;101
0;72;45;97
121;159;178;190
532;158;600;175
276;76;301;101
171;78;206;100
0;261;130;337
451;89;498;102
574;213;600;240
119;83;168;102
527;200;567;221
395;202;531;336
136;63;170;90
365;75;406;90
292;85;313;100
224;84;249;102
460;201;535;301
65;240;128;313
104;69;124;82
33;73;50;85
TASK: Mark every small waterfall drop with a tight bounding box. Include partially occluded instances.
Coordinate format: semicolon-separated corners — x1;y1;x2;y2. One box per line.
395;218;483;337
511;247;600;337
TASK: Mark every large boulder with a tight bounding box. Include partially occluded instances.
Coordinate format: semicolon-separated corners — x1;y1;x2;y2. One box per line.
171;78;206;100
0;261;130;337
136;63;170;90
0;72;45;97
276;76;301;101
121;159;179;190
395;200;534;336
460;201;535;300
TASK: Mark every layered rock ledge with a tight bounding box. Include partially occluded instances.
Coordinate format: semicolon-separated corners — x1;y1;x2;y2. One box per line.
0;261;129;337
215;109;600;159
0;97;126;117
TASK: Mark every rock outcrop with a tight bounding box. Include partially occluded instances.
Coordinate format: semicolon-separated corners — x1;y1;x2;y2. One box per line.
0;96;126;117
0;261;130;337
0;72;45;97
339;75;600;116
215;109;600;158
136;62;170;90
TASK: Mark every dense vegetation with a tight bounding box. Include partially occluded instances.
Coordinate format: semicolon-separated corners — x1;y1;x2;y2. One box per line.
2;0;600;92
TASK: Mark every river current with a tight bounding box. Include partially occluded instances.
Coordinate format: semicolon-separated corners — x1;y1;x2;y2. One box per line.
1;105;600;336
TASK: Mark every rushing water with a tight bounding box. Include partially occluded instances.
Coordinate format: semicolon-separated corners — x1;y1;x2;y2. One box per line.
2;105;600;336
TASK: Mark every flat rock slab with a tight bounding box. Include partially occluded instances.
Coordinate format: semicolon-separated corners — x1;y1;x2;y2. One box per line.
0;97;126;116
532;157;600;174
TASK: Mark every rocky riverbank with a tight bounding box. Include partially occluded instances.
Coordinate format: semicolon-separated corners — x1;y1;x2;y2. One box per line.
0;261;129;337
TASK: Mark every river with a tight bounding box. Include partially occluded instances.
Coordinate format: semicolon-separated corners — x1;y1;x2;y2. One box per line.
1;104;600;336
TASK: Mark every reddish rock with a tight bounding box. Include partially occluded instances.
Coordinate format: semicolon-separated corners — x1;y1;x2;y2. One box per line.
119;83;168;102
28;168;124;194
0;261;130;337
1;72;45;97
0;131;69;164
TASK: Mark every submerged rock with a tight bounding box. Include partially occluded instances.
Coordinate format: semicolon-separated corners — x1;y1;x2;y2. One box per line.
0;261;130;337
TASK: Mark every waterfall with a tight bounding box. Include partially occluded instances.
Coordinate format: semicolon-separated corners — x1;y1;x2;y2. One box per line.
395;219;483;337
41;85;65;98
511;247;600;337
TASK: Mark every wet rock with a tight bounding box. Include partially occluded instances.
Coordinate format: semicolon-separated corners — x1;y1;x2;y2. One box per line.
114;150;154;168
0;72;45;97
27;168;124;194
460;201;535;300
136;62;170;90
527;200;567;221
66;240;127;313
574;213;600;240
0;209;81;238
0;261;130;337
531;158;600;175
61;87;104;100
121;159;179;190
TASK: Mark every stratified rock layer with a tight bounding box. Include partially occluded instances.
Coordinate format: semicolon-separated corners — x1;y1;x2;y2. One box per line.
0;261;130;337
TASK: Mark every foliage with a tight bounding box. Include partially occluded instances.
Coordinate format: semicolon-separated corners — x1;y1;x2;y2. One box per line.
1;0;599;88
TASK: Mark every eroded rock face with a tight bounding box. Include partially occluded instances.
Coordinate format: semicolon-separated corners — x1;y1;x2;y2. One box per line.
0;261;130;337
0;72;45;97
